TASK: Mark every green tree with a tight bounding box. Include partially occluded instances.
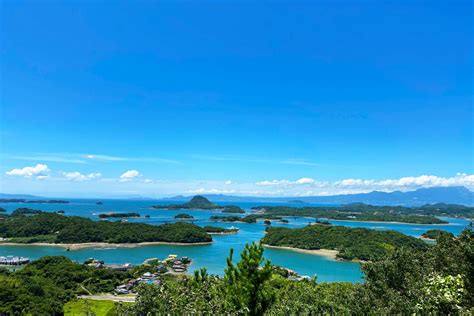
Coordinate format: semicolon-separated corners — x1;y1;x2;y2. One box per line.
224;242;275;316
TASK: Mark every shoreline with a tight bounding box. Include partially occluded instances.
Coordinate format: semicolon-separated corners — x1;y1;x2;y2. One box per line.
0;241;213;250
262;244;339;260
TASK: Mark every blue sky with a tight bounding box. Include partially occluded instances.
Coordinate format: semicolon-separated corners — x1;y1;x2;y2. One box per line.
0;1;472;197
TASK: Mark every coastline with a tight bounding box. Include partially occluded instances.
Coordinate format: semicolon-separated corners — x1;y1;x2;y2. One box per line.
262;244;339;260
0;241;213;250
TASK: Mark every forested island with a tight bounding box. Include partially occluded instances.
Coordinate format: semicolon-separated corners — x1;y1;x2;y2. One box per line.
203;226;239;234
175;213;194;219
152;195;244;213
210;213;283;224
252;203;450;224
0;213;212;244
221;205;246;213
261;223;429;261
98;212;140;219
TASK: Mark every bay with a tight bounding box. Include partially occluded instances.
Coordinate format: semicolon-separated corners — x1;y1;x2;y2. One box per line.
0;199;470;283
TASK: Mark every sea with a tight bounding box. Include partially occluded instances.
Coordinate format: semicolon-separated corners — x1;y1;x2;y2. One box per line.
0;199;471;283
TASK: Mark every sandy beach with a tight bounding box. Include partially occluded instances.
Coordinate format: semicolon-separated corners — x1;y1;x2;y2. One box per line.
0;241;213;250
262;244;339;260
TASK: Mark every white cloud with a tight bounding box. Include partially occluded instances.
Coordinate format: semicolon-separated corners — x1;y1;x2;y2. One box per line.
255;173;474;195
119;170;141;182
225;180;232;185
6;164;50;178
188;188;237;194
144;179;153;183
335;173;474;190
62;171;102;181
256;178;316;186
295;177;315;185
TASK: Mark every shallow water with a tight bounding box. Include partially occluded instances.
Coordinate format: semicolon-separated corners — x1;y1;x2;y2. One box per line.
0;199;470;282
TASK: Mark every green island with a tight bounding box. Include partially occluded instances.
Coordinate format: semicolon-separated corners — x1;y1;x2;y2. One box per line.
203;226;239;234
98;212;141;219
210;215;253;223
221;205;246;213
175;213;194;219
0;212;211;244
1;229;472;315
261;223;429;261
152;195;244;213
421;229;455;240
252;203;450;224
210;214;283;224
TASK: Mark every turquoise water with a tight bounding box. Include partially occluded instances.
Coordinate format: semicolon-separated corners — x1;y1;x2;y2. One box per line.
0;199;471;283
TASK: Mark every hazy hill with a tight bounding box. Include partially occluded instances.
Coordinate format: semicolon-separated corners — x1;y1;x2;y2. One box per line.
160;186;474;206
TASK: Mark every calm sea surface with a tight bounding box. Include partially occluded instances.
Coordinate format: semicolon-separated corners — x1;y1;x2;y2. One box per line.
0;199;470;283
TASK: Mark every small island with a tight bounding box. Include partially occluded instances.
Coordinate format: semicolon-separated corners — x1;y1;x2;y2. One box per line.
261;223;429;261
288;200;307;204
175;213;194;220
203;226;239;234
252;203;449;224
421;229;454;240
152;196;244;213
98;212;141;219
0;213;212;246
96;201;103;205
221;205;245;214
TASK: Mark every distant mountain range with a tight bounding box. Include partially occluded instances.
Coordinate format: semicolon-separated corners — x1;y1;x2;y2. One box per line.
160;186;474;206
1;186;473;206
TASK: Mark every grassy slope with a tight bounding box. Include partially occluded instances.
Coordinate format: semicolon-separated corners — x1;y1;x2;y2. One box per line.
64;300;117;316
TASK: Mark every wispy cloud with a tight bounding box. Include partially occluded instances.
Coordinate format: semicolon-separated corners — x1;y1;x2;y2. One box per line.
192;154;320;166
6;155;86;164
84;154;125;161
83;154;180;164
280;159;321;167
5;153;180;165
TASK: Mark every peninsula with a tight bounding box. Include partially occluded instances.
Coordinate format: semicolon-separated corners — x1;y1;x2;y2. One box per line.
252;203;450;224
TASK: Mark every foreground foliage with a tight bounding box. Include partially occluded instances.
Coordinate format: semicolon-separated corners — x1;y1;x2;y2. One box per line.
1;229;472;315
0;256;131;315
